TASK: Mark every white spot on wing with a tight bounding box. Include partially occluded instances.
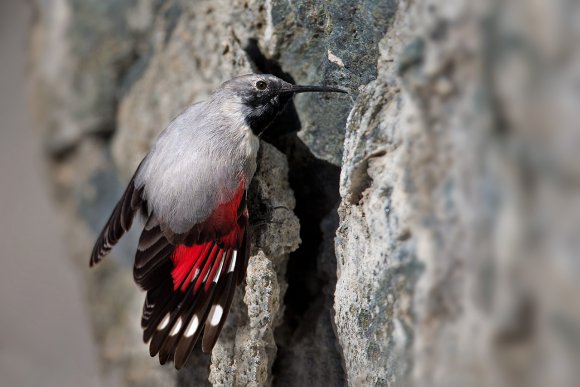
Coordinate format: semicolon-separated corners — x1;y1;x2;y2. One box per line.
228;251;237;273
191;268;200;282
170;318;182;336
158;313;170;330
185;316;199;337
213;252;226;283
202;265;211;283
210;305;223;326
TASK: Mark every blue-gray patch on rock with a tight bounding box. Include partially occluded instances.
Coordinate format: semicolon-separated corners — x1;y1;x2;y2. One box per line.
270;0;398;164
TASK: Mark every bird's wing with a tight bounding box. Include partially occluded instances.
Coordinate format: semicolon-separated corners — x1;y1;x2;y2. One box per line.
137;190;250;369
90;169;145;267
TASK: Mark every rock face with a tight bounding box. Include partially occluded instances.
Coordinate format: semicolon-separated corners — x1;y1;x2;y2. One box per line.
30;0;580;386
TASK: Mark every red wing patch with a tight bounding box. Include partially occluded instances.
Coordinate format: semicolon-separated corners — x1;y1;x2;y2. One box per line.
170;180;246;292
140;182;250;368
200;180;246;239
171;243;211;292
145;230;248;368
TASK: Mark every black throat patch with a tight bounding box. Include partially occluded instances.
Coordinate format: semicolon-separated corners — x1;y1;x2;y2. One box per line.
245;96;290;136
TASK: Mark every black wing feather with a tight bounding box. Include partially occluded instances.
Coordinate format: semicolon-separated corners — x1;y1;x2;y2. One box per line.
90;173;144;267
133;215;176;291
201;251;237;352
93;181;252;369
139;227;249;369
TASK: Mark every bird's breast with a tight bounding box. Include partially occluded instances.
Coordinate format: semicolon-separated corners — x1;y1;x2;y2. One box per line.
238;126;260;181
137;116;260;234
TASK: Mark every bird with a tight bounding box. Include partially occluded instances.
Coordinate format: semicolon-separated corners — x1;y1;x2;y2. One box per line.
89;74;346;369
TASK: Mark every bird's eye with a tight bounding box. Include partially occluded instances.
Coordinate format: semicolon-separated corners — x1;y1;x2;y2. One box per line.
255;80;267;90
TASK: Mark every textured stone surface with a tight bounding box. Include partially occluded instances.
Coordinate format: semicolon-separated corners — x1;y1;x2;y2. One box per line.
208;143;300;386
401;2;580;386
30;0;580;386
335;1;580;387
261;0;397;164
113;0;256;175
273;207;346;386
335;38;417;386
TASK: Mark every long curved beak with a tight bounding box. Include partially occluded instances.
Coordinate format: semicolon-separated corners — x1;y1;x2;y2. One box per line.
279;84;347;95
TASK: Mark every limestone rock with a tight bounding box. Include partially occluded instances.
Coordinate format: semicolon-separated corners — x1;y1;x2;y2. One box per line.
30;0;580;386
335;1;580;386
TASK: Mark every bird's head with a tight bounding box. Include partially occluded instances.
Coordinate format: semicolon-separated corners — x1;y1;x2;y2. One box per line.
218;74;346;136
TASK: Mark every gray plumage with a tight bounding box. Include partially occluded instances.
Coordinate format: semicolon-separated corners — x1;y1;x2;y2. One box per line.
135;92;259;234
89;74;346;368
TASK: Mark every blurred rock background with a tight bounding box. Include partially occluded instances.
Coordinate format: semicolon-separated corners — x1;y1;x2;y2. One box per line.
13;0;580;386
0;1;106;386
